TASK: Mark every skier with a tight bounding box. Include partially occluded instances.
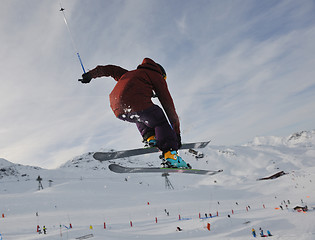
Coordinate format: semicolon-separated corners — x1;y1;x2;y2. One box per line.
259;228;265;237
252;228;256;237
80;58;189;168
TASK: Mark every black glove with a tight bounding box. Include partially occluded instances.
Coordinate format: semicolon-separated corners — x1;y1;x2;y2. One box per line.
177;133;182;149
78;72;92;84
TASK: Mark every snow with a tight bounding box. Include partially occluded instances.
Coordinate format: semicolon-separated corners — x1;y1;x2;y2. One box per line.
0;130;315;239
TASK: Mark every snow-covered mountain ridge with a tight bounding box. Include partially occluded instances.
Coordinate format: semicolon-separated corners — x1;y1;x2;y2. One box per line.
1;130;314;180
0;157;42;180
58;130;315;181
247;130;315;147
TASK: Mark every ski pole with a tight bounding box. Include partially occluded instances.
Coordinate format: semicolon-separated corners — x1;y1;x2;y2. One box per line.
59;1;86;73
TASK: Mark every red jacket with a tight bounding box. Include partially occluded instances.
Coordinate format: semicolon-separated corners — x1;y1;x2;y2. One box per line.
88;58;180;134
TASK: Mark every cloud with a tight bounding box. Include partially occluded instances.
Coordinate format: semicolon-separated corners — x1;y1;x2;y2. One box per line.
0;0;314;168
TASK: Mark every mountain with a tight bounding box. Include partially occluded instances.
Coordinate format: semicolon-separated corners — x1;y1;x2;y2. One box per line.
0;157;43;180
0;130;314;239
248;130;315;147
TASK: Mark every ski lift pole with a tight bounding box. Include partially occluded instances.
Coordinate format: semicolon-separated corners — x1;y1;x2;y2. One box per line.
59;1;86;73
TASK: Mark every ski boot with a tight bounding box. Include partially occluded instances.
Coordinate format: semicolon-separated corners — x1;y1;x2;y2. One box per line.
161;150;191;169
143;135;157;148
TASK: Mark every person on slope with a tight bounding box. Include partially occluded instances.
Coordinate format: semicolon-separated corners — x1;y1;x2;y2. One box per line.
79;58;190;168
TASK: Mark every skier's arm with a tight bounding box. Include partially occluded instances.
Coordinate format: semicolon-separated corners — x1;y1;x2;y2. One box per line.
89;65;128;81
79;65;128;83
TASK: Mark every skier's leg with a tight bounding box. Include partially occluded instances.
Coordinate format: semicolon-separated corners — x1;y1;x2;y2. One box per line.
118;105;189;168
118;109;157;146
135;122;156;146
134;106;189;168
118;105;178;151
135;105;178;152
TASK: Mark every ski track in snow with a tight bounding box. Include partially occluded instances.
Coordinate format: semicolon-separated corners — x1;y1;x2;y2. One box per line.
0;130;315;239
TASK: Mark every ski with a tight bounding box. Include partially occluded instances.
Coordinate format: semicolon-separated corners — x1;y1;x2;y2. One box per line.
93;141;210;161
108;163;223;175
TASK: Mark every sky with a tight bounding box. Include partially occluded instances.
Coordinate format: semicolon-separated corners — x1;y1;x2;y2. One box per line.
1;0;314;168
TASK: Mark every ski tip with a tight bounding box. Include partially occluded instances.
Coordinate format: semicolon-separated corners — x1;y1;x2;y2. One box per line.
108;163;119;170
108;164;114;171
108;163;127;173
93;152;104;160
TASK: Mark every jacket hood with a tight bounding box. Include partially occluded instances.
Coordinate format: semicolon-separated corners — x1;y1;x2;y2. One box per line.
137;58;164;76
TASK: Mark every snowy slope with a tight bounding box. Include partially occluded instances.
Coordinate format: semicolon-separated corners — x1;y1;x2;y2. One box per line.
0;130;315;240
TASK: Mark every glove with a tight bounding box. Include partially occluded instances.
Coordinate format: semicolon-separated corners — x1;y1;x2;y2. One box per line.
177;133;182;149
78;72;92;84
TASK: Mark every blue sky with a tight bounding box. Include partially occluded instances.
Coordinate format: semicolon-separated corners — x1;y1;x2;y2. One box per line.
1;0;314;168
